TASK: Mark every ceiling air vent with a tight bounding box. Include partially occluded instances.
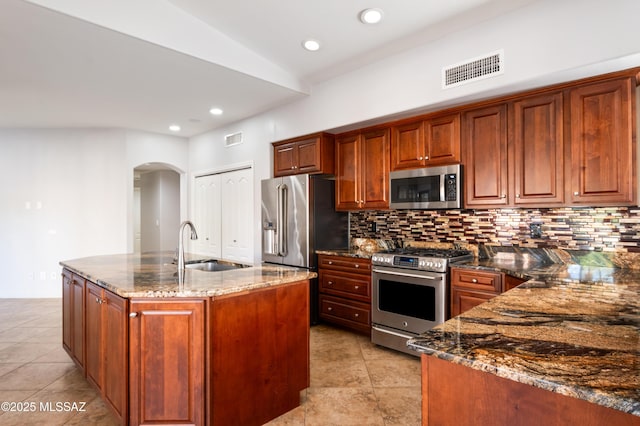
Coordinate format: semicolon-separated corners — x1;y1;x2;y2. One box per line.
443;50;504;89
225;131;243;147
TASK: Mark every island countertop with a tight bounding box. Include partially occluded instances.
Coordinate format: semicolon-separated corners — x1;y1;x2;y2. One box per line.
60;251;316;298
408;262;640;416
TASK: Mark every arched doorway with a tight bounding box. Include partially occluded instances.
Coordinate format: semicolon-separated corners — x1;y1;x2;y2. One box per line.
133;163;181;253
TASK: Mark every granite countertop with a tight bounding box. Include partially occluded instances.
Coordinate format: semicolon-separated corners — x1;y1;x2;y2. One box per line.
408;259;640;416
60;251;316;298
316;249;375;259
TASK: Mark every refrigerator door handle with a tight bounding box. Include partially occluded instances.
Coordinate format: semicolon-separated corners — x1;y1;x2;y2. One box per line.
277;183;288;256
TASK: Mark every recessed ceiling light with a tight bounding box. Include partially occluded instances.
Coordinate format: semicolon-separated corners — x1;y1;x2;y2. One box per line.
209;107;223;115
302;39;321;52
359;8;383;24
169;124;181;132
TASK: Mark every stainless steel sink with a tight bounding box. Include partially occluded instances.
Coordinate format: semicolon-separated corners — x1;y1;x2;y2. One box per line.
184;259;249;272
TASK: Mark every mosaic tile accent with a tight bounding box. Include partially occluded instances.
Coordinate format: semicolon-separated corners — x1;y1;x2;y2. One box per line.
350;207;640;268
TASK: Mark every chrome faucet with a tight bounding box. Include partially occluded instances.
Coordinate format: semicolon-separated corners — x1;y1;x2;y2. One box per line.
177;220;198;273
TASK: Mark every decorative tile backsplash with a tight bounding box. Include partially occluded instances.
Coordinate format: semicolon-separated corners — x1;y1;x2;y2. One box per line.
350;207;640;268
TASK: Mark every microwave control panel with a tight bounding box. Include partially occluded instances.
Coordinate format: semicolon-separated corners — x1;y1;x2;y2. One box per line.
445;174;457;201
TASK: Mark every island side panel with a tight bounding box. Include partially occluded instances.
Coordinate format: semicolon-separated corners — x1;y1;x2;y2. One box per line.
421;354;640;426
210;279;310;426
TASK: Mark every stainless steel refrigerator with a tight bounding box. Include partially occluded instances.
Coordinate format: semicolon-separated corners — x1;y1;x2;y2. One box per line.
261;174;349;323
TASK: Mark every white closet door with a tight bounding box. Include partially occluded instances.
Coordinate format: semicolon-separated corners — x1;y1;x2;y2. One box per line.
193;174;221;257
221;168;253;263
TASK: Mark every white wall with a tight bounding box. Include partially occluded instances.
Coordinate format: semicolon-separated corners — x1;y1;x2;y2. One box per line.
188;0;640;264
0;128;187;298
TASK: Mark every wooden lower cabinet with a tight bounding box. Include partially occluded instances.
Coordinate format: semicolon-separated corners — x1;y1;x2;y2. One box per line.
129;298;206;426
62;268;310;426
85;282;128;424
62;271;85;372
450;268;525;317
421;354;638;425
318;254;372;334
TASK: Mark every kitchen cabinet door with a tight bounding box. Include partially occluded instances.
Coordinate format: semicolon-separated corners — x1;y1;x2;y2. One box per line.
360;128;390;209
512;92;564;206
62;270;72;357
103;290;128;423
129;299;206;426
273;133;335;176
85;282;104;391
71;274;85;371
391;120;425;170
568;77;636;205
335;132;362;210
85;282;128;424
424;113;461;166
462;104;508;207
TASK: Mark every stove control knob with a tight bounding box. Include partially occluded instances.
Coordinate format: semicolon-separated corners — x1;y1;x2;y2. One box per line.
372;256;378;262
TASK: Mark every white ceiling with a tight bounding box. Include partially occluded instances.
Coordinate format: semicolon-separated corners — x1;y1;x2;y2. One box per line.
1;0;537;137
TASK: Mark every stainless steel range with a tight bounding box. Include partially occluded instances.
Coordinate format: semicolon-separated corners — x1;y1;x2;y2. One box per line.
371;247;472;356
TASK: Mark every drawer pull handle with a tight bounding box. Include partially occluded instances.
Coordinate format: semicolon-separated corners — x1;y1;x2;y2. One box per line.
471;278;478;283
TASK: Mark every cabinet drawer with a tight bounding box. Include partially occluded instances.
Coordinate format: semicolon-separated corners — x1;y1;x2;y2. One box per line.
319;295;370;327
451;268;502;293
319;270;370;302
318;255;371;274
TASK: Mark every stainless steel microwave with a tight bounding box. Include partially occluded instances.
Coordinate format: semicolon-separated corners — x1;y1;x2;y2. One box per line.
389;164;462;209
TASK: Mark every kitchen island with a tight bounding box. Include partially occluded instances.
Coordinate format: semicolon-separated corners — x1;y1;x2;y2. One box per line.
408;260;640;425
61;251;314;426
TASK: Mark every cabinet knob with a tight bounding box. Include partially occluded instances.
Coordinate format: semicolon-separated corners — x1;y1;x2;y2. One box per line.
354;313;359;318
418;156;423;160
328;261;333;265
354;285;359;290
354;264;359;268
500;194;506;199
471;278;478;283
327;307;333;311
516;194;520;198
327;281;333;285
129;312;138;318
574;191;579;196
424;155;429;160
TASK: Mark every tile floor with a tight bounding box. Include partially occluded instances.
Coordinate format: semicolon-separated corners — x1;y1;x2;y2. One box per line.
0;298;421;425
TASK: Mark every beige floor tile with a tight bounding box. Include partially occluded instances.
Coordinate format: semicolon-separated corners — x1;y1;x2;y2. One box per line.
0;362;77;391
311;357;372;388
374;386;422;426
0;342;60;363
366;356;421;388
304;387;385;426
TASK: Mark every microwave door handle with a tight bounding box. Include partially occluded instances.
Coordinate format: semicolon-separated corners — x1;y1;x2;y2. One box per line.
277;183;288;256
439;174;446;202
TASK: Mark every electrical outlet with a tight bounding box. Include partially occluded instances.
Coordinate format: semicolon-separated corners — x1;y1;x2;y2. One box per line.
529;223;543;238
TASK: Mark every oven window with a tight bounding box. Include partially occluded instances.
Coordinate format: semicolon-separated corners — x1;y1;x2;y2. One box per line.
391;176;441;203
378;279;436;321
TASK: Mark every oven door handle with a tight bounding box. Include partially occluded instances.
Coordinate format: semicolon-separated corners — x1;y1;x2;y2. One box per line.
372;268;439;280
372;325;414;339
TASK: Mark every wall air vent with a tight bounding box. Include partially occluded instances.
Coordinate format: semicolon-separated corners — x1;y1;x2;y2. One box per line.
225;132;243;147
443;49;504;89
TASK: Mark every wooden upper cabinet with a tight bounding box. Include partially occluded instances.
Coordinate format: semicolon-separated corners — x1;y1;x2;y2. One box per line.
272;132;335;176
568;77;636;205
462;104;508;207
335;128;390;210
390;113;460;170
511;91;564;206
